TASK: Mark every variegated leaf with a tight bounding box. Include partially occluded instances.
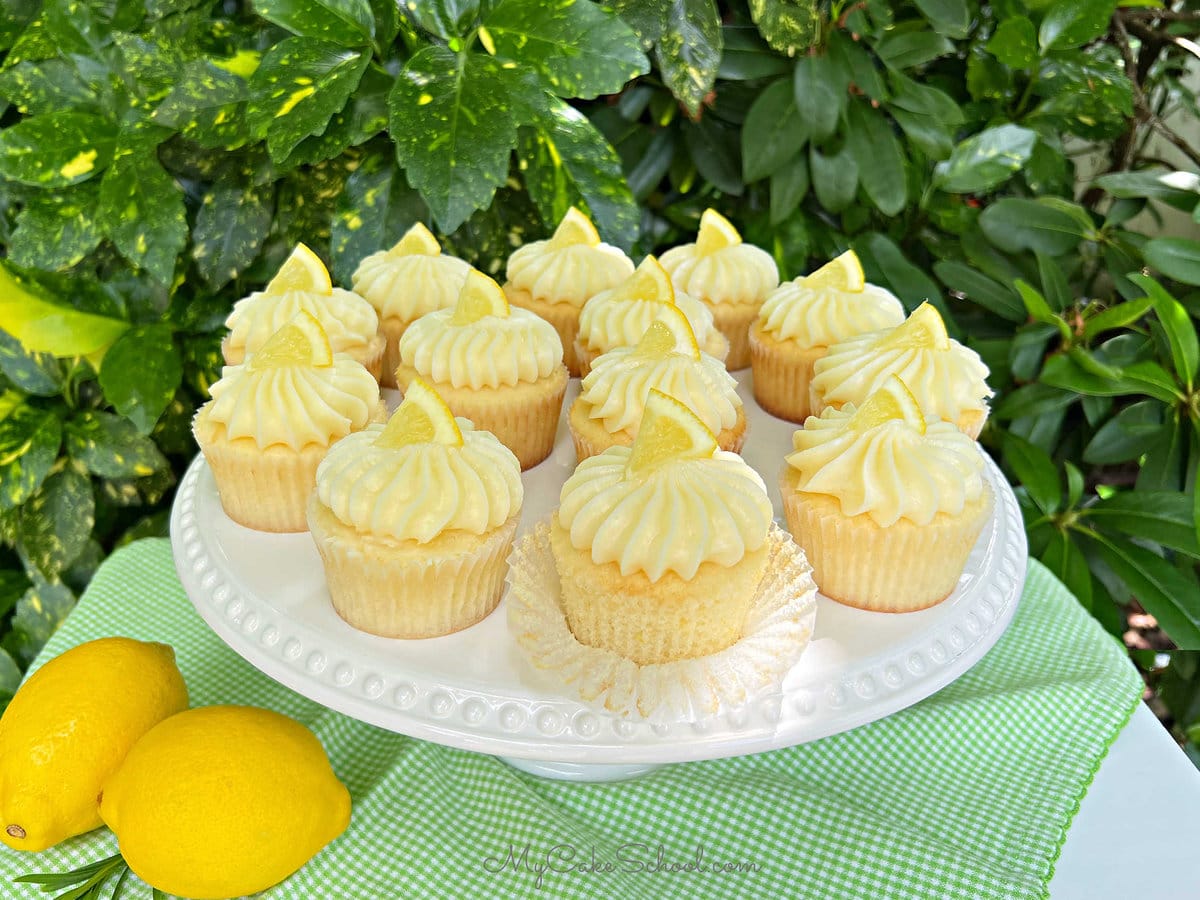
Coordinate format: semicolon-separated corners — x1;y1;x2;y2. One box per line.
65;410;168;479
0;111;117;187
0;404;61;511
97;150;187;284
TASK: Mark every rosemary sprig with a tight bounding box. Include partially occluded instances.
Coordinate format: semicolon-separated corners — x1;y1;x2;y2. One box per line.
13;853;134;900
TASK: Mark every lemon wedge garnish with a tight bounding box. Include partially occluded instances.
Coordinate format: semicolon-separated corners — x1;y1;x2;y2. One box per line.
803;250;865;293
694;208;742;256
848;376;926;435
450;270;510;325
377;377;463;449
264;243;332;296
632;304;700;360
613;255;675;305
880;302;951;351
388;222;441;257
627;389;719;475
247;311;333;370
546;207;601;249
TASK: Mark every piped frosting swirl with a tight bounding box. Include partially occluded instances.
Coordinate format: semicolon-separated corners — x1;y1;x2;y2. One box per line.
759;280;905;346
226;288;379;358
351;225;472;322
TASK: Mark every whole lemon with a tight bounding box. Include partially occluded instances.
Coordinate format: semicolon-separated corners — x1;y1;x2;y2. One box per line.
99;705;351;900
0;637;189;852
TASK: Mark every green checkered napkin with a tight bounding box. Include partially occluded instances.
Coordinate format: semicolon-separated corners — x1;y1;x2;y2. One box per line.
2;538;1141;900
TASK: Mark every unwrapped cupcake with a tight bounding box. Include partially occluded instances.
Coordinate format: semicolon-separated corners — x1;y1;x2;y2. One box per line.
194;312;385;532
224;243;385;380
568;304;745;461
750;250;905;423
308;378;523;638
394;269;568;469
503;207;634;376
574;255;730;376
350;223;471;388
659;209;779;370
809;302;993;438
781;376;993;612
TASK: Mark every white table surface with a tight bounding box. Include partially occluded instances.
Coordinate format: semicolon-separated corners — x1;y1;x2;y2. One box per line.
1049;703;1200;898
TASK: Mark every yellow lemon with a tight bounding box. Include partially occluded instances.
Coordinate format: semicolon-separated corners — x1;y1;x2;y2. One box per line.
632;304;700;360
848;375;926;435
247;311;333;370
388;221;441;257
0;637;188;852
99;706;351;900
803;249;865;292
264;243;332;295
376;376;463;448
627;389;719;475
881;301;951;351
694;208;742;256
450;270;510;325
615;255;675;305
547;206;601;249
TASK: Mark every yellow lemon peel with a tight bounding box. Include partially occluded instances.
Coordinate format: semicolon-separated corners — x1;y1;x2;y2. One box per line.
377;377;463;448
627;389;719;474
246;311;333;370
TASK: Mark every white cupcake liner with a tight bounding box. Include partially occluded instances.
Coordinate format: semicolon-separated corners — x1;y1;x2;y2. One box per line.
506;519;818;723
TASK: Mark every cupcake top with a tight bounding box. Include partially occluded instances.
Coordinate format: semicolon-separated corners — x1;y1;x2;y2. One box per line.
579;305;741;437
559;390;772;581
786;377;986;527
398;270;563;389
577;255;721;353
351;222;472;322
200;313;379;451
659;209;779;307
811;302;993;422
316;379;522;543
504;207;635;307
226;244;379;359
758;250;905;347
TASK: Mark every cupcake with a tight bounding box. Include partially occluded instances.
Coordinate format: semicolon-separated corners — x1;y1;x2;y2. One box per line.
224;243;385;380
503;207;635;376
552;390;774;665
809;302;993;438
574;255;730;376
659;209;779;370
394;269;568;470
308;378;523;638
781;376;993;612
194;312;386;533
750;250;905;423
568;304;746;462
350;223;472;388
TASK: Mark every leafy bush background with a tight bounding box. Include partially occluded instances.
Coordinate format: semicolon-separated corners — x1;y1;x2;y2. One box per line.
0;0;1198;760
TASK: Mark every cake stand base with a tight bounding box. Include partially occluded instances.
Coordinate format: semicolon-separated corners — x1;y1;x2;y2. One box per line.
499;757;664;782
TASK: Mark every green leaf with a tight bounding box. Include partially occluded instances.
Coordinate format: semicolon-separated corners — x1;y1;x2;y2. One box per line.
18;469;94;579
276;64;391;171
1003;430;1061;515
0;405;60;511
810;144;857;214
0;59;96;115
1031;55;1132;141
653;0;722;116
1083;296;1154;341
152;60;249;150
0;332;63;397
1041;531;1092;609
845;101;906;216
0;264;128;359
741;78;806;182
1039;0;1118;51
1083;400;1163;464
683;116;743;196
483;0;648;100
518;98;639;253
8;581;75;666
1089;533;1200;649
856;232;947;315
1040;353;1181;404
1065;460;1084;509
388;46;531;232
1086;490;1200;557
979;197;1093;255
793;53;842;143
1143;237;1200;287
1036;251;1071;311
0;111;117;187
97;151;186;285
407;0;479;39
769;154;809;225
98;326;182;434
747;0;822;55
0;646;20;696
64;411;168;479
993;382;1077;421
913;0;969;38
718;23;792;80
875;30;954;70
246;38;370;163
886;73;962;161
1126;274;1198;392
9;183;103;271
1094;169;1200;208
251;0;374;44
934;260;1025;321
1015;281;1070;341
933;125;1038;195
827;29;885;101
986;15;1037;68
192;175;274;290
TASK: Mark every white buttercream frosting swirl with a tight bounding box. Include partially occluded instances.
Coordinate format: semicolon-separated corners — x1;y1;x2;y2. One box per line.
759;281;905;346
505;241;634;307
351;252;471;322
226;288;379;358
659;243;779;307
577;289;718;353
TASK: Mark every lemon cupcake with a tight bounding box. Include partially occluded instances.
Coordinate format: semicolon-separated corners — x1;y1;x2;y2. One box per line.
194;313;385;533
568;305;746;462
781;377;992;612
750;250;905;423
394;270;568;469
659;209;779;371
574;255;730;376
551;390;774;665
809;302;992;438
350;223;472;388
308;379;523;638
503;207;635;376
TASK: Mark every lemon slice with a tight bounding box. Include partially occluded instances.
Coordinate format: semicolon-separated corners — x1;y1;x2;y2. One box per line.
247;311;333;370
389;222;441;257
627;389;719;475
880;302;951;351
546;207;600;249
264;243;332;296
450;270;510;325
694;208;742;256
377;377;463;449
632;304;700;360
803;250;865;293
848;376;926;435
613;255;675;304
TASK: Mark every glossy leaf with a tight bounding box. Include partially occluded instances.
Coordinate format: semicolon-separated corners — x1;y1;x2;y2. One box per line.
857;232;946;315
827;30;885;101
152;60;249;150
933;125;1038;195
1036;252;1071;311
875;30;954;70
1083;400;1163;464
1039;0;1118;51
98;326;183;434
654;0;722;116
0;331;63;397
793;53;842;143
1143;237;1200;287
17;469;94;579
810;144;857;214
251;0;374;44
742;78;806;182
9;184;103;271
1089;532;1200;650
1126;274;1198;392
748;0;821;55
1086;490;1200;558
986;16;1037;68
978;198;1093;256
0;59;96;115
407;0;479;39
0;405;61;511
913;0;969;38
1094;169;1200;208
684;117;743;195
1082;296;1154;341
7;581;75;666
770;154;809;225
0;265;128;359
1003;431;1061;515
845;101;906;216
65;411;168;479
1040;354;1181;404
192;176;274;289
97;152;187;285
0;646;20;696
1015;281;1070;341
1041;531;1092;609
0;111;117;187
718;23;792;80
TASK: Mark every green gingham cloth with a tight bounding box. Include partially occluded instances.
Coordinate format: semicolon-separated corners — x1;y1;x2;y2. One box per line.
1;538;1141;900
